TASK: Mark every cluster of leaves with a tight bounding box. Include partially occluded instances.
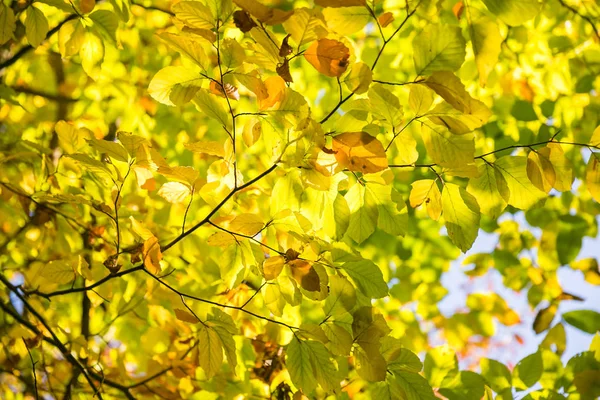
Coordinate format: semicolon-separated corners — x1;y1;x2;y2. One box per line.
1;0;600;398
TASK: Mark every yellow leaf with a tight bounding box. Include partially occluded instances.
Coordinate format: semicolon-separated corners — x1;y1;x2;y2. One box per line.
58;19;85;57
527;148;556;193
55;121;91;154
0;3;16;45
423;72;492;132
343;62;372;94
158;182;191;204
410;179;442;220
586;153;600;202
263;256;285;280
207;232;237;247
442;183;481;252
467;161;509;219
304;39;350;78
547;143;573;192
184;140;225;158
332;132;388;174
143;236;162;274
494;156;546;210
470;17;502;87
129;216;154;240
174;308;200;324
589;125;600;147
409;84;434;116
230;213;264;236
421;123;474;169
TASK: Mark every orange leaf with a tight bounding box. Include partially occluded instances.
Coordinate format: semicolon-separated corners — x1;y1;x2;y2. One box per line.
452;1;464;19
289;259;320;292
304;39;350;78
378;12;394;28
332;132;388;174
258;76;286;109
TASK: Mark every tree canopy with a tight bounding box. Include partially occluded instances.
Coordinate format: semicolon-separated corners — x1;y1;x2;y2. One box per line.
1;0;600;398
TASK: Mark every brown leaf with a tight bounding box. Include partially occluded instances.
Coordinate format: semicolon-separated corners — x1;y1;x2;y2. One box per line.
285;248;300;261
233;0;293;25
304;39;350;77
80;0;95;14
233;10;257;32
174;308;201;324
332;131;388;174
378;12;394;28
289;259;320;291
279;34;293;57
209;81;240;100
276;59;293;83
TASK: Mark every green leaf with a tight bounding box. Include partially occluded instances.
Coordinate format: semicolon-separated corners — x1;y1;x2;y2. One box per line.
305;340;341;392
439;371;486;400
89;10;118;44
345;183;377;244
197;324;224;378
481;0;542;26
533;304;558;334
322;321;353;356
413;24;466;76
324;275;356;316
480;358;512;393
41;260;77;284
342;260;388;298
192;89;231;128
563;310;600;334
0;2;16;45
513;351;543;390
424;346;458;388
396;371;437;400
421;123;475;169
25;5;49;48
467;160;509;219
494;156;546;210
368;84;403;128
366;183;408;237
511;100;539;121
286;337;318;394
88;138;129;162
442;183;481;252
